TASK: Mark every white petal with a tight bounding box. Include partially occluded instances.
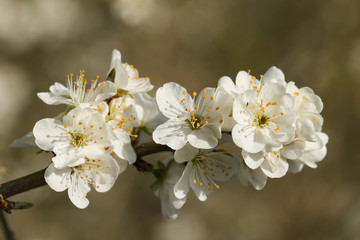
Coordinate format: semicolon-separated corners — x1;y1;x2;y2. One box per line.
174;144;199;163
249;168;268;190
50;82;70;96
261;157;288;178
238;161;249;187
232;124;265;153
187;127;218;149
235;71;253;93
218;76;237;97
133;92;160;124
213;86;234;129
300;133;328;168
68;174;91;209
108;50;130;90
33;118;66;151
242;150;264;169
296;118;315;141
92;155;121;192
9;132;36;148
261;66;286;86
91;101;109;117
153;120;191;150
52;154;83;169
232;91;254;125
94;81;117;102
156;82;193;119
126;78;154;94
317;132;329;145
157;182;186;220
258;83;286;102
282;139;306;160
37;92;72;105
112;130;136;164
287;160;304;173
174;162;193;199
286;81;298;94
193;186;208;202
298;112;323;132
44;163;71;192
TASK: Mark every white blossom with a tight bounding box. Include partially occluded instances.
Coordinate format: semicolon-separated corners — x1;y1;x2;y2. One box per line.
121;92;166;144
154;159;187;220
238;160;268;190
153;82;224;150
33;107;113;169
108;49;154;95
106;96;137;164
173;143;237;201
45;154;125;209
218;67;287;131
284;81;328;173
37;71;117;107
232;80;296;154
242;149;289;178
220;135;269;189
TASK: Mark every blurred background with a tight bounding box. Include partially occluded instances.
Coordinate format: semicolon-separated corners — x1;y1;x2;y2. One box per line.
0;0;359;239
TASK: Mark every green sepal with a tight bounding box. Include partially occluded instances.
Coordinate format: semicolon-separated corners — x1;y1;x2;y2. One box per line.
65;105;76;114
107;68;116;82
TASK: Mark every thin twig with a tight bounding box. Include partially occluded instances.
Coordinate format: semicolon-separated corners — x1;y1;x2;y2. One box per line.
0;169;46;199
0;211;15;240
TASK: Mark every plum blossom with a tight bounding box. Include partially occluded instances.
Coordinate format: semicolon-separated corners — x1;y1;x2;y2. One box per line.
106;96;138;164
45;155;125;208
153;82;224;150
242;149;289;178
283;81;328;173
107;49;153;95
232;81;296;154
173;143;237;201
287;132;328;173
33;107;113;169
219;135;269;189
154;159;187;220
238;160;268;190
37;70;117;107
121;92;166;144
218;67;287;131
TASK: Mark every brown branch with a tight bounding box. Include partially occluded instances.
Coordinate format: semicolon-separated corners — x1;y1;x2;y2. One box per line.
134;139;172;158
0;169;46;199
0;140;172;199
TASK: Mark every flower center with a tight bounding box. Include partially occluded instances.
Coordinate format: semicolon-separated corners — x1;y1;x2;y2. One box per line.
186;113;208;130
248;99;282;133
256;114;269;127
70;133;87;148
67;70;105;103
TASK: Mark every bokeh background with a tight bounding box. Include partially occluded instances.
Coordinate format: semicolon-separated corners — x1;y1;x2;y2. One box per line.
0;0;359;239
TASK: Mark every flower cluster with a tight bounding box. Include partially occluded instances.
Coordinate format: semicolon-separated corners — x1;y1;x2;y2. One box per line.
153;66;328;219
23;49;161;208
12;50;328;219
